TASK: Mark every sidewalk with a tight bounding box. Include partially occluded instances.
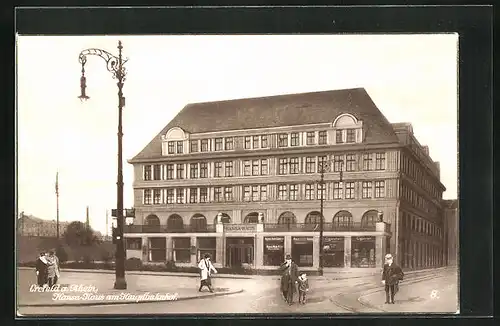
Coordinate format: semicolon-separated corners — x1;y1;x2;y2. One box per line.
17;270;242;307
357;269;458;313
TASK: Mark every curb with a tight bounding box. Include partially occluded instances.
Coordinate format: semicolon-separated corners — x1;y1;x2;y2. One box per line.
18;288;244;308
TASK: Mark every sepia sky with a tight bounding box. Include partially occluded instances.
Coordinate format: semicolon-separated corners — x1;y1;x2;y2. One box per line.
17;34;458;234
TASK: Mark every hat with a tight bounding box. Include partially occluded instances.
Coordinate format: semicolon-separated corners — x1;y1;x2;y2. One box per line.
385;253;393;259
204;253;211;259
285;254;291;260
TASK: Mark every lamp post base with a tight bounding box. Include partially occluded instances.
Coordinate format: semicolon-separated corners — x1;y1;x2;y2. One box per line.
114;277;127;290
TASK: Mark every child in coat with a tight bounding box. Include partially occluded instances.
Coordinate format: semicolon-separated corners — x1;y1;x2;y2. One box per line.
297;272;309;304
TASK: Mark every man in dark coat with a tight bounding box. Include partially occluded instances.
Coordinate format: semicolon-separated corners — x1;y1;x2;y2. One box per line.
382;253;404;304
280;254;299;305
35;252;48;286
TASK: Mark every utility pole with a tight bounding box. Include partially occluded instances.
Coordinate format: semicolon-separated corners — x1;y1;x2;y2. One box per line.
55;172;60;240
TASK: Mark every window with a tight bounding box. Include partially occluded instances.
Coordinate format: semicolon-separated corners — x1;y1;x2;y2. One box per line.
253;136;259;149
176;141;183;154
225;161;233;177
167;189;174;204
148;238;166;262
153;189;161;204
305;184;315;200
244;136;251;149
318;155;327;171
190;163;198;178
375;153;386;170
243;186;251;202
201;139;209;152
243;160;251;176
144;165;152;180
264;237;284;266
278;158;288;175
260;185;267;201
168;141;175;154
305;157;316;173
176;164;184;179
278;133;288;147
289;184;298;201
200;187;208;203
214;162;223;177
362;181;373;199
176;189;185;203
306;131;315;145
200;162;208;178
345;182;355;199
261;135;268;148
144;189;152;205
278;184;288;201
333;155;344;172
189;188;197;203
289;157;299;174
173;238;191;263
126;238;142;250
333;182;343;199
375;181;385;198
363;153;373;171
346;129;355;143
260;159;268;175
252;186;259;202
153;164;161;180
166;164;174;180
215;138;223;151
214;187;223;202
224;187;233;202
225;137;234;150
336;130;343;144
198;238;216;263
317;183;326;200
190;140;198;153
318;131;327;145
291;132;299;146
252;160;259;176
346;154;356;172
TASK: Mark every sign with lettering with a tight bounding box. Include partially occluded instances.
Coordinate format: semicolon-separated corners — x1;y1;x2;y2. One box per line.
224;224;257;233
292;237;313;243
324;236;344;243
353;236;375;242
265;237;284;242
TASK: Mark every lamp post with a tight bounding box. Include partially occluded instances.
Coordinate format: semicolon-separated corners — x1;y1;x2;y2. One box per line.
78;41;128;290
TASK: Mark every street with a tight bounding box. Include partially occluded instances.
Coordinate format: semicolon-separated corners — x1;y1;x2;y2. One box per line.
17;267;458;315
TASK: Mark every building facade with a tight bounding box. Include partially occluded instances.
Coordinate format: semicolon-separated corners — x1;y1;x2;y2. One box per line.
443;199;458;266
17;214;70;238
126;88;447;272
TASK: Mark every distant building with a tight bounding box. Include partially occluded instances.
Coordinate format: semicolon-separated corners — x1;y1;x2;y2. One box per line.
17;214;70;238
443;199;458;266
126;88;447;272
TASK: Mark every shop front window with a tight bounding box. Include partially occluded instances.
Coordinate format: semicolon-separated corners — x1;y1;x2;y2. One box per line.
263;237;284;266
323;237;345;267
292;237;313;267
173;237;191;263
351;236;376;268
197;237;216;263
148;238;166;262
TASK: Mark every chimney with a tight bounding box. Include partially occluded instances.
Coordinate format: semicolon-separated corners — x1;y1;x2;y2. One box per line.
86;206;90;229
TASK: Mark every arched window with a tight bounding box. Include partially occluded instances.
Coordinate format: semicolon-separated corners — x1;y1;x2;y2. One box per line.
167;214;183;230
361;210;379;229
244;212;259;224
190;214;207;231
213;213;231;225
145;214;160;225
333;211;353;230
305;211;323;225
278;211;296;225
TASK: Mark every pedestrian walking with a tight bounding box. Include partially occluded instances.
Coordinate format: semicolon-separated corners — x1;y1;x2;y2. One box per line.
297;272;309;304
381;253;404;304
198;253;217;292
48;250;61;284
46;250;59;287
35;252;48;287
280;254;299;305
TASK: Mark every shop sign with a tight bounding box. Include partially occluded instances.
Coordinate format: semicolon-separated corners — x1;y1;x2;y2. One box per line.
264;237;284;251
324;236;344;243
224;224;257;232
292;237;313;243
353;236;375;242
265;237;284;242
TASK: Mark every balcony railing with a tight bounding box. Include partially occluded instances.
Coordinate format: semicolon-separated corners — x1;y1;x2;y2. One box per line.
124;224;216;233
263;222;377;232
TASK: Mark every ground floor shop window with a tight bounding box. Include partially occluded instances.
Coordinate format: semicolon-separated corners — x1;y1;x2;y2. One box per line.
226;237;254;268
292;237;313;267
198;237;216;262
323;237;345;267
148;238;166;262
173;237;191;263
126;238;142;250
263;237;284;266
351;236;375;268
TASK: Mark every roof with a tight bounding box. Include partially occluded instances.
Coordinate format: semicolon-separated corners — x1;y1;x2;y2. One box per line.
443;199;458;209
131;88;400;161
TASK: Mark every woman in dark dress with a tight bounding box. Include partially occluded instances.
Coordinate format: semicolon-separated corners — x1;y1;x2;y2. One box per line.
35;252;48;286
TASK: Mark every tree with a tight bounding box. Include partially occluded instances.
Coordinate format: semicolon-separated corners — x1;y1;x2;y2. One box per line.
63;221;98;247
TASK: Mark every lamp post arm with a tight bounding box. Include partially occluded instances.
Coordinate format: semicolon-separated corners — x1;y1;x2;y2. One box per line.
78;48;128;81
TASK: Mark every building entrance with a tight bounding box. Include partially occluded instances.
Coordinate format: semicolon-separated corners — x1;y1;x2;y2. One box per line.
226;237;254;268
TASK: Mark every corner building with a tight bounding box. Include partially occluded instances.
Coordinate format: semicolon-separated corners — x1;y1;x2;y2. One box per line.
126;88;447;272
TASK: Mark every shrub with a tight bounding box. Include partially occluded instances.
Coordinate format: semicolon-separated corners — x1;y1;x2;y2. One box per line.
55;245;68;263
125;257;142;271
165;260;177;271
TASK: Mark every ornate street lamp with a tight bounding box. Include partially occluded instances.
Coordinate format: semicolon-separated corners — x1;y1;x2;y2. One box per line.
78;41;128;290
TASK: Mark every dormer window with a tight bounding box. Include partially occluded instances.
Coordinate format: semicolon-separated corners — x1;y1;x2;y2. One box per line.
201;139;209;152
306;131;315;145
278;133;288;147
190;140;199;153
318;131;327;145
176;141;183;154
332;113;364;145
162;127;188;156
215;138;223;151
346;129;356;143
290;133;299;146
168;142;175;154
244;136;251;149
225;137;234;150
